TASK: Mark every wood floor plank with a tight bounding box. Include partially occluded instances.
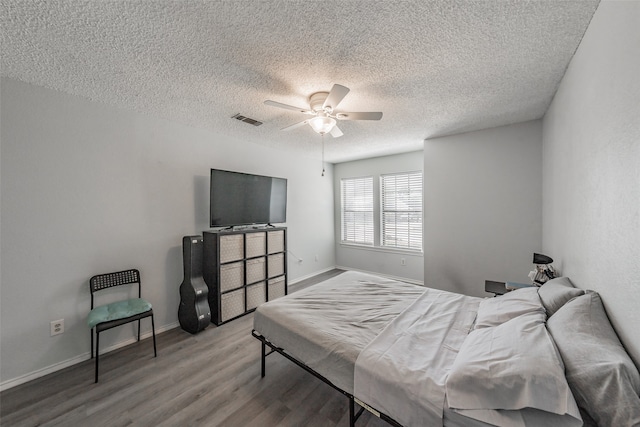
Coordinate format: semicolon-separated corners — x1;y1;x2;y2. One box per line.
244;400;291;427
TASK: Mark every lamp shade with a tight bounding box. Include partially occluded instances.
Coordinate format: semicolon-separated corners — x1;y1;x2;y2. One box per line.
309;116;336;135
533;253;554;264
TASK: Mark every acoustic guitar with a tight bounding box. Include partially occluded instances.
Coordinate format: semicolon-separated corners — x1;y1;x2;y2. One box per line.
179;235;211;334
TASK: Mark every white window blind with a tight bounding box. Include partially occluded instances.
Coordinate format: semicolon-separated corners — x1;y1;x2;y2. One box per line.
381;171;423;250
341;176;374;245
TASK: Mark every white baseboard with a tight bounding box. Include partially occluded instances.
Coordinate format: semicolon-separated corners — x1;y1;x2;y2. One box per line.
0;321;180;392
288;265;343;285
335;265;424;286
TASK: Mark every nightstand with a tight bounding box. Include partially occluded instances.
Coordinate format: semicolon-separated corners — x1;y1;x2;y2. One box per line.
485;280;507;296
485;280;535;296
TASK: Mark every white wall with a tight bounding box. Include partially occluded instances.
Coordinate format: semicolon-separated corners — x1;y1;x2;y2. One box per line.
424;121;543;297
0;77;335;387
334;151;424;283
542;1;640;364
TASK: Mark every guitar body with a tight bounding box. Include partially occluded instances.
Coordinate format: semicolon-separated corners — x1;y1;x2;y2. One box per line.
178;236;211;334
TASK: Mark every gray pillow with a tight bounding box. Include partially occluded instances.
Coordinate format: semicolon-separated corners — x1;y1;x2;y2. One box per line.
538;277;584;316
547;291;640;426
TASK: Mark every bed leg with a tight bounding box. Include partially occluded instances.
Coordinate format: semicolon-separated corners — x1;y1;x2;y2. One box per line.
349;396;355;427
261;340;266;378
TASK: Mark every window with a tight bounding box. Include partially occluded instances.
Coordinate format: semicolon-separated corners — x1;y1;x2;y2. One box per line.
341;176;374;245
381;171;423;250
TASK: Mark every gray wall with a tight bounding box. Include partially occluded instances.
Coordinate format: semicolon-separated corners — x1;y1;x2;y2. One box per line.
0;78;336;387
542;1;640;364
334;151;424;283
424;121;543;297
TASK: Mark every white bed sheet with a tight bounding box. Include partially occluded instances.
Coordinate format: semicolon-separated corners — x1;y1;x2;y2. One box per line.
354;286;481;426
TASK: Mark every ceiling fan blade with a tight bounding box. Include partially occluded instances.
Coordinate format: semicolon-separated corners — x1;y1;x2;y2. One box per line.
335;111;383;121
330;125;344;138
264;100;313;114
322;84;350;111
281;120;309;131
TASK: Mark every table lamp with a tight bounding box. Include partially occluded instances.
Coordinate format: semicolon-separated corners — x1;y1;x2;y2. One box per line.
529;253;557;285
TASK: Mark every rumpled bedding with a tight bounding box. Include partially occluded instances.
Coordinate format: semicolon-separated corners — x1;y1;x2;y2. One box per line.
253;270;425;394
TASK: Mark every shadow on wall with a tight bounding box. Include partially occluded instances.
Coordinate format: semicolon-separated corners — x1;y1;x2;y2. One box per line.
194;175;210;230
165;244;183;316
441;264;469;295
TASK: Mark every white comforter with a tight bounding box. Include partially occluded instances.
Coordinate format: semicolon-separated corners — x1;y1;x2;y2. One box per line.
354;287;481;427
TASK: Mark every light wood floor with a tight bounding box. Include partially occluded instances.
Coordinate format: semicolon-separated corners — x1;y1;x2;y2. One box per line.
0;269;389;427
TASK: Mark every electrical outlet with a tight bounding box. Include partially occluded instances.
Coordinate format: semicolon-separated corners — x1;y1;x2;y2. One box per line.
401;258;406;266
50;319;64;336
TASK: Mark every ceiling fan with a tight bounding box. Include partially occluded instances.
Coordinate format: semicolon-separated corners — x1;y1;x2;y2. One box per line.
264;84;383;138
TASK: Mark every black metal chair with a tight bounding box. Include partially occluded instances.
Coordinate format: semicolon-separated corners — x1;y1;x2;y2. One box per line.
88;269;157;383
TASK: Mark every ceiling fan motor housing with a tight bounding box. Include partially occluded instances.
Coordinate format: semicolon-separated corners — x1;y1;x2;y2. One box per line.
309;92;330;112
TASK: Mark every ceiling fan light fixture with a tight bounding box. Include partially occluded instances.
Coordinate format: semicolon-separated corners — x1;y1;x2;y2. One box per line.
309;116;336;135
264;83;382;137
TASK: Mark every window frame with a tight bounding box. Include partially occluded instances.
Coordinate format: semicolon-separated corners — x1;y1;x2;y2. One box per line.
379;170;423;252
340;175;374;246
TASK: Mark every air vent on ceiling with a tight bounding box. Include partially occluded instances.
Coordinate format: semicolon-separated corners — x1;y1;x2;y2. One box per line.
231;113;263;127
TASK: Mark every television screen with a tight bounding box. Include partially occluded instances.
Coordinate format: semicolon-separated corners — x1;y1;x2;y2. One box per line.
210;169;287;227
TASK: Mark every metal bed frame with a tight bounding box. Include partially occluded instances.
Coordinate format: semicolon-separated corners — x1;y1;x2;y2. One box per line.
251;330;402;427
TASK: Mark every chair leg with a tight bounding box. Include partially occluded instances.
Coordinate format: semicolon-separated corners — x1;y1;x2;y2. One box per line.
151;315;157;357
95;331;100;383
90;328;94;359
137;319;141;342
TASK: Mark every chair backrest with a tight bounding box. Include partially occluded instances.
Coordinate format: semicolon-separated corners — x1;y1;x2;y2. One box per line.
90;269;142;309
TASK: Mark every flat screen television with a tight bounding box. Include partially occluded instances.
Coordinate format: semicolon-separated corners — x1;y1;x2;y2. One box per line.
210;169;287;227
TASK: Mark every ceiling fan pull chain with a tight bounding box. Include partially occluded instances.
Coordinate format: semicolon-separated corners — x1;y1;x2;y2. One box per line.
321;134;325;177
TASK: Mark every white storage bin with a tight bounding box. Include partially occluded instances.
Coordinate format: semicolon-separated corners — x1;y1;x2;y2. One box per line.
268;253;284;278
268;276;286;300
220;234;244;263
267;230;285;254
220;261;244;293
221;288;245;322
246;282;266;310
246;232;266;258
246;257;266;283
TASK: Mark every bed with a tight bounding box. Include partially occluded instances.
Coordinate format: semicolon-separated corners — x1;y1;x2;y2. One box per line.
252;271;640;427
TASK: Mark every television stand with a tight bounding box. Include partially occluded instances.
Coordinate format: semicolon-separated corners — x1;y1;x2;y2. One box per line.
203;227;288;325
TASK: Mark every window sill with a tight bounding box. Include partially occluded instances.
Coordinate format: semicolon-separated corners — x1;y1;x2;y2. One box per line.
339;242;423;256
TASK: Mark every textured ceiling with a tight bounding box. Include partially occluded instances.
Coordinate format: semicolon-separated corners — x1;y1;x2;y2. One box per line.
1;0;599;163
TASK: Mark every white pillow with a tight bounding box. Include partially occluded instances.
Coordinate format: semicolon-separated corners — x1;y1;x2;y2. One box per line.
474;287;545;329
446;311;581;423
